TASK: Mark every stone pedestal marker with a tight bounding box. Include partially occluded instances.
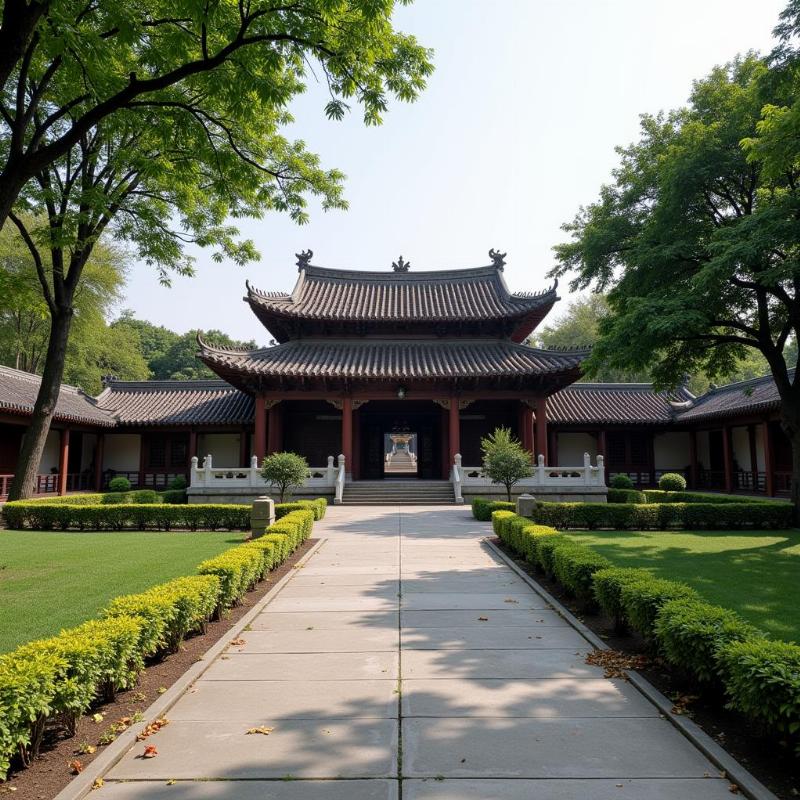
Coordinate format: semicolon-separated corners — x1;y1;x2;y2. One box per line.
516;493;537;517
250;496;275;538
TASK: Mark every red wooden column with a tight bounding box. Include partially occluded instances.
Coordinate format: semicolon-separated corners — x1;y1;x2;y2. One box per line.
58;428;70;496
448;399;460;467
341;397;353;474
94;433;105;491
188;430;198;462
722;426;734;493
254;395;267;462
534;396;548;464
748;424;759;491
440;406;450;478
519;402;534;456
763;421;775;497
597;429;606;459
267;402;283;455
688;429;698;489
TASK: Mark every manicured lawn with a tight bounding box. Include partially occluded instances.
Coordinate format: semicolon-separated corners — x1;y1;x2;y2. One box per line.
0;530;245;653
564;529;800;643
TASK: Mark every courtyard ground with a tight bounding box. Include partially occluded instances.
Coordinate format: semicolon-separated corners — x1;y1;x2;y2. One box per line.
63;506;759;800
564;529;800;642
0;530;244;652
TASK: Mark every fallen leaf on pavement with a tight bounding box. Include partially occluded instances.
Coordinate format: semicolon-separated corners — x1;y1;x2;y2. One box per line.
585;649;649;679
246;726;275;735
142;745;158;758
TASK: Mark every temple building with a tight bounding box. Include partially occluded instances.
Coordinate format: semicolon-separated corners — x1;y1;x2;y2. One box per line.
0;252;793;502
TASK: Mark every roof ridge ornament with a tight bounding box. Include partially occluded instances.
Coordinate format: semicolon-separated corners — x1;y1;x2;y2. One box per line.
392;255;410;272
489;248;506;270
295;249;313;270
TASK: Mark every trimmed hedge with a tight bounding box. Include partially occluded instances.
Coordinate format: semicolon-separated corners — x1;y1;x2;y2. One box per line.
608;489;774;505
472;497;515;521
276;498;327;521
484;509;800;755
0;508;317;778
530;500;791;530
717;639;800;752
655;598;764;683
607;488;647;504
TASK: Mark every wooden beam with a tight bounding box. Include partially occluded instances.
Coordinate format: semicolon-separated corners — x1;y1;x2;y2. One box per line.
342;397;353;474
58;428;70;496
763;421;775;497
448;398;460;467
534;396;548;464
722;426;733;493
254;395;267;462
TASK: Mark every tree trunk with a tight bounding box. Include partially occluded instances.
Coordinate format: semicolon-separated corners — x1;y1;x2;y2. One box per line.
7;307;73;500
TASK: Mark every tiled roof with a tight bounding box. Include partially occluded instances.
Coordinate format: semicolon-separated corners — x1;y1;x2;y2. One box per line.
549;383;695;425
246;263;558;340
95;380;253;426
0;365;115;426
675;371;786;423
198;338;589;382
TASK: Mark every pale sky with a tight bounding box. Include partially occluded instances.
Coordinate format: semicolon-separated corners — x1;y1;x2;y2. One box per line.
121;0;788;343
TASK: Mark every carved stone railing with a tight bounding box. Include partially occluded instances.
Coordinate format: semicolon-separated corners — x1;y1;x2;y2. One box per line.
451;455;464;504
190;454;338;491
334;454;346;505
453;452;606;491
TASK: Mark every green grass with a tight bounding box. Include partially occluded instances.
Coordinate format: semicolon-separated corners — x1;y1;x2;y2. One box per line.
564;529;800;643
0;530;245;653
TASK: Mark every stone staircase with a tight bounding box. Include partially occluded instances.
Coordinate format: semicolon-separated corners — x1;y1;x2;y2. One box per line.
341;480;455;505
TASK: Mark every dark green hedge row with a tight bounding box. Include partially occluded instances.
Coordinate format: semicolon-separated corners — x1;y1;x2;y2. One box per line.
529;500;791;530
2;498;325;531
471;497;515;521
492;510;800;756
0;508;315;779
608;489;774;505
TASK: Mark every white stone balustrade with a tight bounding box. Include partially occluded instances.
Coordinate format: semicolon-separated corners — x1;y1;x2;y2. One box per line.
190;454;339;491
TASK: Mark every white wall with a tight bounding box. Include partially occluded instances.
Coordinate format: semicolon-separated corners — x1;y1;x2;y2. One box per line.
556;432;597;466
199;433;242;466
37;429;60;472
653;432;691;471
103;434;141;471
731;426;752;471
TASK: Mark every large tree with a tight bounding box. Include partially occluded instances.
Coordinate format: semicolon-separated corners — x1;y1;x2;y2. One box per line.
0;1;433;228
0;223;148;390
4;4;432;500
552;49;800;513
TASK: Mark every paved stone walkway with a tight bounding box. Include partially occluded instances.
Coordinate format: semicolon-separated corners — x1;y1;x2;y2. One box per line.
97;506;737;799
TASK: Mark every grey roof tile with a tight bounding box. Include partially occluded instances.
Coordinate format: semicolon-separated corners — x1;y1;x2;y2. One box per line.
0;365;115;426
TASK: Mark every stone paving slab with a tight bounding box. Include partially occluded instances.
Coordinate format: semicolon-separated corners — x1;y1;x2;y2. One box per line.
401;648;597;680
108;719;398;780
401;609;563;628
401;592;548;610
239;628;398;653
202;652;399;681
401;577;528;593
403;778;734;799
401;626;586;650
266;595;398;613
99;780;400;800
299;565;399;576
248;611;398;630
277;583;399;600
290;573;404;587
171;679;398;720
402;717;719;778
401;677;657;718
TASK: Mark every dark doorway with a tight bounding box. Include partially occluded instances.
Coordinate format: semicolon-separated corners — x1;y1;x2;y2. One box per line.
359;401;442;480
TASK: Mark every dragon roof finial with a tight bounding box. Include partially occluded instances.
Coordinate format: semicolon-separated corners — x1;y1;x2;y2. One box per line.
489;248;507;270
295;249;313;270
392;255;410;272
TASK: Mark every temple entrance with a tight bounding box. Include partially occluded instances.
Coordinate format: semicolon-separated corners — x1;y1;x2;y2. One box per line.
359;401;443;480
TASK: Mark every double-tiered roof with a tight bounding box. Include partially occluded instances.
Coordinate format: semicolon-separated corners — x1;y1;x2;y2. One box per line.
198;253;590;394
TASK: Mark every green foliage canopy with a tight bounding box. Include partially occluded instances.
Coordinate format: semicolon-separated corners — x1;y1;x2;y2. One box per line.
480;427;532;502
260;452;309;503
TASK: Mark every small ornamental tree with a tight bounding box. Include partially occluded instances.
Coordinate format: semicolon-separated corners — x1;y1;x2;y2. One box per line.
480;427;533;502
260;452;309;503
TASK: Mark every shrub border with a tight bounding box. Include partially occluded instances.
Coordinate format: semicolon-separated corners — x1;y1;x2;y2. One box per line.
484;533;777;800
51;537;325;800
